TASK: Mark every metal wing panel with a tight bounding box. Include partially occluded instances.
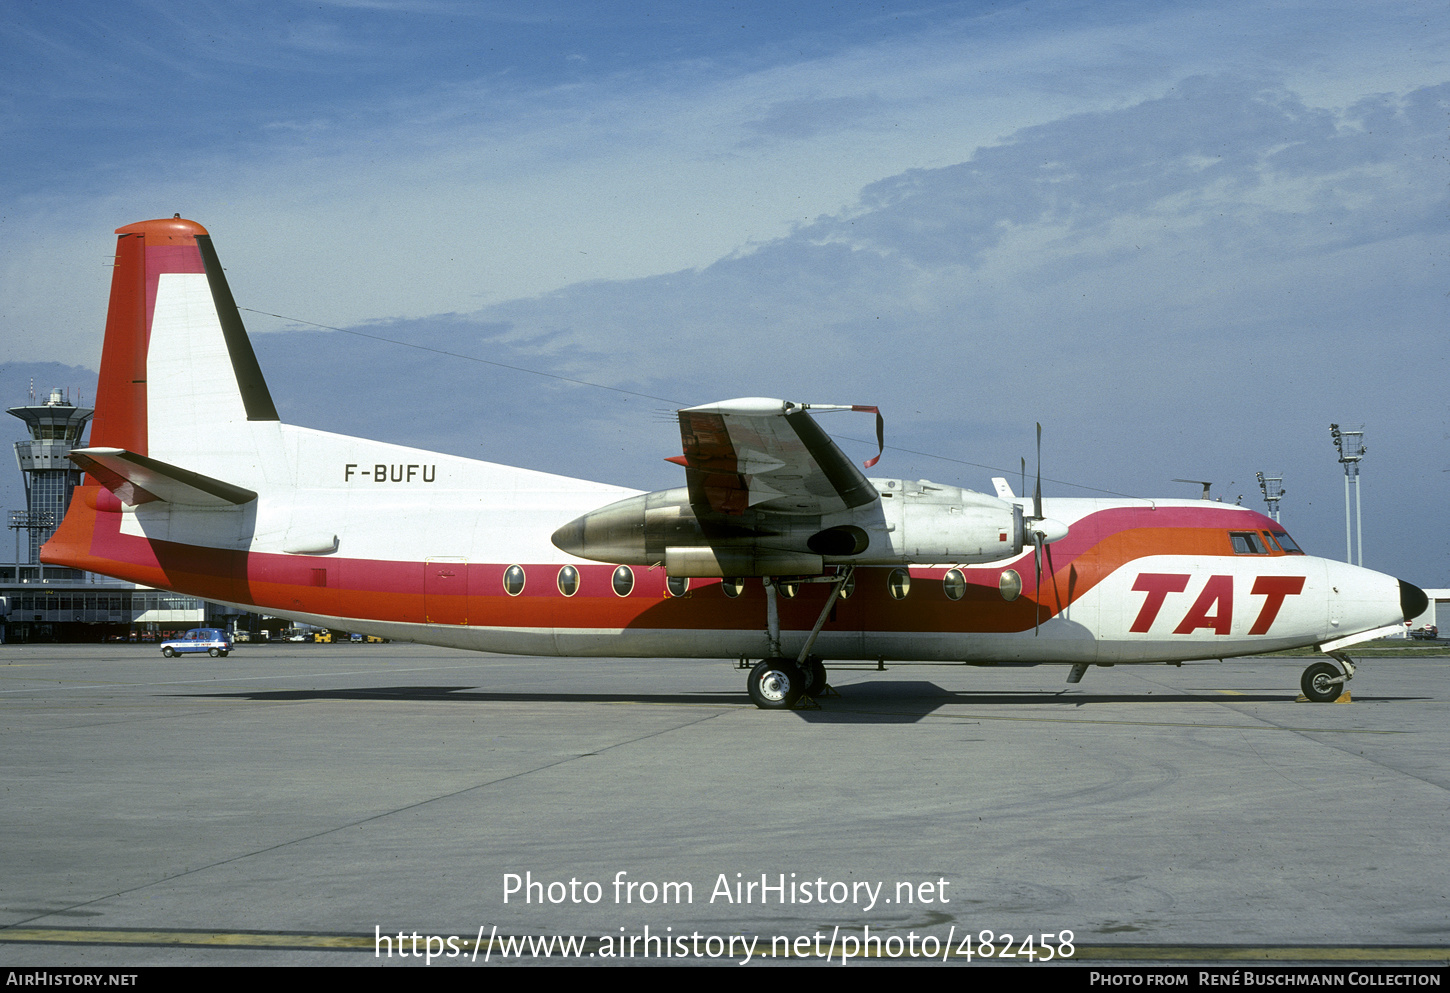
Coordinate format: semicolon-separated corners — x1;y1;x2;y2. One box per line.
673;399;877;517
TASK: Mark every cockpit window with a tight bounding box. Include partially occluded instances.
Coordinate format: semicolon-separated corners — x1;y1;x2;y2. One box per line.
1229;531;1268;555
1271;531;1304;554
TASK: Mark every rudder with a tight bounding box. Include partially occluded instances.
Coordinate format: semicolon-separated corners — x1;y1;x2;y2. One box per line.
90;217;278;462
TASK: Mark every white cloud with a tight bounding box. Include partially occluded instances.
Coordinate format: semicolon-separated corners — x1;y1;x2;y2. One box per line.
7;1;1444;368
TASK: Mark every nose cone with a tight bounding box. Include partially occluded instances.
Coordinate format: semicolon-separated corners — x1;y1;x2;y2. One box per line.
1400;580;1428;622
1321;560;1424;647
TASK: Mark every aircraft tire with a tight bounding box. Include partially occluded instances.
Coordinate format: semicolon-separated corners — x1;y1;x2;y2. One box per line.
800;657;828;697
1301;661;1343;702
162;647;176;658
748;658;803;710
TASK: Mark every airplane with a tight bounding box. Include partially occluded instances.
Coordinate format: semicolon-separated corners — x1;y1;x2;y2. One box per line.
43;217;1427;709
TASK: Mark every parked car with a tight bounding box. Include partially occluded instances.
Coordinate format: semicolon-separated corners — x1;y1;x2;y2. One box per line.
160;628;233;658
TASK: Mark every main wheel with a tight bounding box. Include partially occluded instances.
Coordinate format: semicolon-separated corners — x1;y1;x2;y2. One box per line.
208;647;221;658
748;658;803;710
799;657;828;698
161;647;176;658
1301;661;1344;702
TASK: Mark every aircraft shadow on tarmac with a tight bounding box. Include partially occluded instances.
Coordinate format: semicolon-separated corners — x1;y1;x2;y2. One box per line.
179;681;1384;725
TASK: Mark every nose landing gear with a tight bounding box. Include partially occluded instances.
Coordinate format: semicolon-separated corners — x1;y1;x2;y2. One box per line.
1300;650;1356;703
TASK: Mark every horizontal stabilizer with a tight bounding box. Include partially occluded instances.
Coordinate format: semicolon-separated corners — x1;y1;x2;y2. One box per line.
69;448;257;507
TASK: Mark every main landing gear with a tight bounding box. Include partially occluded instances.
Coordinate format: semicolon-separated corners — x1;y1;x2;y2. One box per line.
1300;650;1356;703
747;656;829;710
746;568;849;709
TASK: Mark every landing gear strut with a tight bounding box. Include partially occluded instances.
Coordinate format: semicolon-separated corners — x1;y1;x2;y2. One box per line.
746;569;850;709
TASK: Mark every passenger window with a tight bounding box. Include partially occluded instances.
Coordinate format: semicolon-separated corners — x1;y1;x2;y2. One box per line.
612;566;635;597
557;566;579;597
943;569;966;601
999;570;1022;602
888;569;911;600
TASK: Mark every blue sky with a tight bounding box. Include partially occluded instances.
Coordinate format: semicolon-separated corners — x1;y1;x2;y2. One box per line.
1;1;1446;585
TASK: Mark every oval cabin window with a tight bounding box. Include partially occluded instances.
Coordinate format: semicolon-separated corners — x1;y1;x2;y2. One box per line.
943;569;966;601
888;569;911;600
612;565;635;597
557;566;579;597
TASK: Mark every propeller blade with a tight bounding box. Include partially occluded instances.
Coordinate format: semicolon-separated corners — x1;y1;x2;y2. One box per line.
1033;422;1043;522
1033;530;1044;637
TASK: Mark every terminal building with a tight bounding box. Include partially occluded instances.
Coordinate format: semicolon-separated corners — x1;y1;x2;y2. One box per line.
0;386;253;643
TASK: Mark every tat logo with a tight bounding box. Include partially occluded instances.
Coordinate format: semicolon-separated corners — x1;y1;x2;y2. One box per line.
1130;574;1306;635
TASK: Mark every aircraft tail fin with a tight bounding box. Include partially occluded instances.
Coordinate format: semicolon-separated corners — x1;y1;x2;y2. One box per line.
43;218;277;575
89;217;278;457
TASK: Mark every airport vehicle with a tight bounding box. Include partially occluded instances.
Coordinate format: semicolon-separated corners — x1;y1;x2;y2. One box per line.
159;627;232;658
43;218;1426;707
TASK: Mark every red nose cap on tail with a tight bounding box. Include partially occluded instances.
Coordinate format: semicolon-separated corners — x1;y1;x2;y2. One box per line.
115;216;210;239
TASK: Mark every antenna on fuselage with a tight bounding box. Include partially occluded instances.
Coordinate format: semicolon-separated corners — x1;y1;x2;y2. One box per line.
1172;478;1213;500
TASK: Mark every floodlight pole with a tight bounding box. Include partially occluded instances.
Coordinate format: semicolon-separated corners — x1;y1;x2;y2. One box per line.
1329;424;1366;567
1344;473;1352;563
1355;470;1363;569
1256;472;1284;523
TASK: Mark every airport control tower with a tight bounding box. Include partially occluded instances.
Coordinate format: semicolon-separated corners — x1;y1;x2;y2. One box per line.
9;387;93;564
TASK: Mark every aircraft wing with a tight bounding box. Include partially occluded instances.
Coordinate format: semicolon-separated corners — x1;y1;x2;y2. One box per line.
669;399;880;517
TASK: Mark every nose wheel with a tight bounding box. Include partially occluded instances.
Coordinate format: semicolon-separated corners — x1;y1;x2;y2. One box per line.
1300;661;1346;702
1301;651;1355;703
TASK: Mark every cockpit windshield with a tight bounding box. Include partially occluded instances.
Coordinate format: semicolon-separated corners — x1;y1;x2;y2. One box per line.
1271;531;1304;554
1230;531;1268;554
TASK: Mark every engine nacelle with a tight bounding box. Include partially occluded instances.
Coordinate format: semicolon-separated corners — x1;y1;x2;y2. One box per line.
551;479;1033;576
883;480;1026;564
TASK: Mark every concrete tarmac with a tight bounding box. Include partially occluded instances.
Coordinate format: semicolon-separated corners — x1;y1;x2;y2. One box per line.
1;643;1447;967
